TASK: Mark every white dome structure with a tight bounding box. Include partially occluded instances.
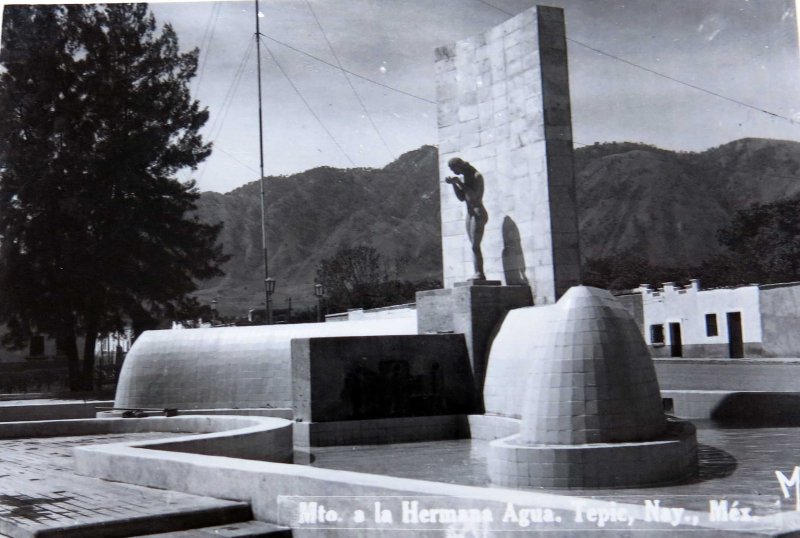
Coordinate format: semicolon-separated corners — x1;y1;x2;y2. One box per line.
518;286;665;444
486;286;697;488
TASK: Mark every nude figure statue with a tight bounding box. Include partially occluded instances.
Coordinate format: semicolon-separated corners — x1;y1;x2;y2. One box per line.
445;157;488;280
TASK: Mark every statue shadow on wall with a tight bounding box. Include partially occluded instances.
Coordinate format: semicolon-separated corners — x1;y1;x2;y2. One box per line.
502;216;528;286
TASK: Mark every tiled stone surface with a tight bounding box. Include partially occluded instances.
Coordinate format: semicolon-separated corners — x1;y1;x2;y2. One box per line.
115;319;416;411
436;5;581;303
484;286;694;488
518;287;665;445
0;433;248;537
485;286;665;443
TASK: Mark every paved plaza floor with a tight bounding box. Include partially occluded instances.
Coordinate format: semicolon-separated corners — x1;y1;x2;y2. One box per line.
0;432;250;537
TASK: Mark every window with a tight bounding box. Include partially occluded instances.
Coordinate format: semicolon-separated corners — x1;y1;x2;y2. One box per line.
650;324;665;344
705;313;718;337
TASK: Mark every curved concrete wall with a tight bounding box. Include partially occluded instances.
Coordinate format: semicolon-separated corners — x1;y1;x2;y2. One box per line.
116;319;416;410
0;415;293;464
489;418;697;488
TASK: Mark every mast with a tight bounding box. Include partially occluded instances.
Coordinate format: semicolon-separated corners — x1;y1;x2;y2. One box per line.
254;0;273;324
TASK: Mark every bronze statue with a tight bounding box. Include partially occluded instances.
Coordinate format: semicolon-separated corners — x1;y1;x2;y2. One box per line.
446;157;488;280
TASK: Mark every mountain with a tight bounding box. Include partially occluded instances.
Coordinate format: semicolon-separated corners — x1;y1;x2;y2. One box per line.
576;138;800;264
192;145;441;315
193;137;800;315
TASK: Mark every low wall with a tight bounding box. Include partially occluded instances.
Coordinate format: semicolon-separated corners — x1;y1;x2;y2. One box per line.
650;343;764;359
0;400;113;422
661;390;732;419
0;415;293;463
489;419;697;488
662;390;800;425
70;422;778;536
655;358;800;391
292;334;475;422
294;415;470;447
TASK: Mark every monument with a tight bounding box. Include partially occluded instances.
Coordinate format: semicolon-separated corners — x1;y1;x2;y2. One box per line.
111;3;697;493
418;5;582;398
444;157;489;281
435;5;581;303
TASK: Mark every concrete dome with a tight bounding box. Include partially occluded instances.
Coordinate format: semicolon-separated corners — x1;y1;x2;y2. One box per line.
518;286;665;444
115;319;417;410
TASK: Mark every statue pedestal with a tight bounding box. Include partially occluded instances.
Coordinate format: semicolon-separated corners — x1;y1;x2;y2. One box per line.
416;284;533;410
455;279;502;287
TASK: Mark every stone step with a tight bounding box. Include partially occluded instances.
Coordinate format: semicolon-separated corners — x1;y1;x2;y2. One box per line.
137;520;291;537
30;502;253;538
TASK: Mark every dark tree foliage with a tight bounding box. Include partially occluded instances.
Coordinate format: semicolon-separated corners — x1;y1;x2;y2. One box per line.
584;197;800;291
0;4;226;390
710;196;800;285
582;254;692;291
315;245;439;314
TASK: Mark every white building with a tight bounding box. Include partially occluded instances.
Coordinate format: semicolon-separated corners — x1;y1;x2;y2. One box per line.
617;280;800;358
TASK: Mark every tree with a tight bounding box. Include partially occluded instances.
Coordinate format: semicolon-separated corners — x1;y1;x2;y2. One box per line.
707;196;800;285
0;5;226;390
582;254;691;291
315;245;439;314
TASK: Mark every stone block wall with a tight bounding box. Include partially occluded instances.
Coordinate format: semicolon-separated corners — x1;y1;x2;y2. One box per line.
436;6;581;304
417;284;532;403
291;334;476;423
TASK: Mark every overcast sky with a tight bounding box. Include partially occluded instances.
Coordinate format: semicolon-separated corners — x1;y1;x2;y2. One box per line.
8;1;800;193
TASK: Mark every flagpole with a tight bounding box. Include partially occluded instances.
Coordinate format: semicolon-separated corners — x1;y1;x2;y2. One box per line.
254;0;273;324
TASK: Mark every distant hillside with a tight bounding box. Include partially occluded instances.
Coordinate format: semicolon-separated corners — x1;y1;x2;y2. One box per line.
576;138;800;264
192;145;441;315
193;137;800;315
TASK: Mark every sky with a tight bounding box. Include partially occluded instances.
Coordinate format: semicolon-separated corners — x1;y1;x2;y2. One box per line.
5;0;800;193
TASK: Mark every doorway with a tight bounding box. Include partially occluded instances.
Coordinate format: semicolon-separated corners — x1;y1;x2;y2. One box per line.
669;322;682;357
727;312;744;358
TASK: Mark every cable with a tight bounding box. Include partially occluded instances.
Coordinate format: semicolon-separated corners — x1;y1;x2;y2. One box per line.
214;146;260;175
193;1;222;97
472;0;796;126
257;32;435;105
207;39;254;143
567;37;796;124
475;0;513;16
260;40;356;167
305;0;395;161
198;39;255;182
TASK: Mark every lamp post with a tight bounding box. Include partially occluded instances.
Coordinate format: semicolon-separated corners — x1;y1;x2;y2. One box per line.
210;298;218;324
265;277;276;325
314;283;324;323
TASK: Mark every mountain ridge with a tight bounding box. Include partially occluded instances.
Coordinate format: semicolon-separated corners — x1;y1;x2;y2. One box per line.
194;137;800;315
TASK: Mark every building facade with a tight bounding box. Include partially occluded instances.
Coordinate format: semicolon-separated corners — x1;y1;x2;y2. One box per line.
617;280;800;358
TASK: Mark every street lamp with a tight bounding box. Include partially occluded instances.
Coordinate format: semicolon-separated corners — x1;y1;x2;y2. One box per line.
210;298;218;324
265;277;276;325
314;283;324;323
